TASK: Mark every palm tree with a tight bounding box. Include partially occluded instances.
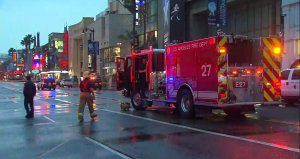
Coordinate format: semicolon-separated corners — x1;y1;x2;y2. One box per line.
8;48;15;55
20;34;34;71
21;34;34;51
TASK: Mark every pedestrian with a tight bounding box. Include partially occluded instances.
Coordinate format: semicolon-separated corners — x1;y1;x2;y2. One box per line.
78;71;97;122
23;75;36;118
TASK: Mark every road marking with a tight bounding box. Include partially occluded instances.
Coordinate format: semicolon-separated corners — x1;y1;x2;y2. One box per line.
43;116;56;123
102;109;300;153
38;139;70;158
265;119;300;126
85;137;133;159
55;98;74;104
49;100;299;152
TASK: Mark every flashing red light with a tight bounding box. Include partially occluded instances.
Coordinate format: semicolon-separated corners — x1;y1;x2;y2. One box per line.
232;70;237;75
274;82;281;89
209;38;215;45
246;70;251;74
220;93;226;98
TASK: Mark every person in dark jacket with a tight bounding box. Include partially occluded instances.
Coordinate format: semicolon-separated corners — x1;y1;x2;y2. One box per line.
23;75;36;118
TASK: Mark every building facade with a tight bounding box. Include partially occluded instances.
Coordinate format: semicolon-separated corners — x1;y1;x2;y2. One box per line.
282;0;300;69
96;0;132;89
68;17;95;80
46;33;64;71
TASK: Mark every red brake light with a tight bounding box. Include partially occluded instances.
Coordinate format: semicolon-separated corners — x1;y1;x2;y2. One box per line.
246;70;251;75
256;70;261;74
232;70;237;75
275;82;281;89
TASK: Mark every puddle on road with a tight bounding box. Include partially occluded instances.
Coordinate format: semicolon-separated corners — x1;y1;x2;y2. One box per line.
101;131;199;144
33;104;72;115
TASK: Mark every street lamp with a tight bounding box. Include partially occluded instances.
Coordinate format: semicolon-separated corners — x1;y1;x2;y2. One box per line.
82;28;95;41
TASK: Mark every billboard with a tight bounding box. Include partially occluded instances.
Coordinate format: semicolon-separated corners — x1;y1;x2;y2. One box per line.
208;0;227;26
32;54;42;71
88;40;99;55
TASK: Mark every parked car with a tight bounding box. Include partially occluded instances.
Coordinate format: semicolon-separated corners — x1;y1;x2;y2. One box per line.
91;78;103;90
60;78;73;88
281;68;300;104
37;78;56;90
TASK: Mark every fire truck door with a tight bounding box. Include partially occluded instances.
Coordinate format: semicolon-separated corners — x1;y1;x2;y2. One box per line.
196;49;218;102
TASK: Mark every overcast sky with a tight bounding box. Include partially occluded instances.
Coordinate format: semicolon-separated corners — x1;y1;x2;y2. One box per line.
0;0;108;54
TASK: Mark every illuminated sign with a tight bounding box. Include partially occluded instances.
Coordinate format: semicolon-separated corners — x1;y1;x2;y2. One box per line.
32;54;43;71
55;40;64;52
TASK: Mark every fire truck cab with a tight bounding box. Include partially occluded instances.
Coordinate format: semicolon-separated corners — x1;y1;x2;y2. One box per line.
117;35;282;117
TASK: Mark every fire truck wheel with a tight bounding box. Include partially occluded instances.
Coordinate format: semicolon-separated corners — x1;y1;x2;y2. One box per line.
177;88;194;118
131;92;146;110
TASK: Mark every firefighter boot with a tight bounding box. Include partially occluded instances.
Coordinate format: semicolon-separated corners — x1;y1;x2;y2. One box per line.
78;113;84;122
90;112;98;121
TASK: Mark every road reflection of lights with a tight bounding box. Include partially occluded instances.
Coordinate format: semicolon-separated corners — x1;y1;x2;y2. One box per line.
34;104;71;114
50;104;56;109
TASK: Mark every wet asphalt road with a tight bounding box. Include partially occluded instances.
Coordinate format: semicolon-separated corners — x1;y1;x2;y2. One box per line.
0;81;299;159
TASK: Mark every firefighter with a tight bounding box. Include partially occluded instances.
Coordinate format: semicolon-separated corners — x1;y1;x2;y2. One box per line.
23;75;36;118
78;71;97;122
139;57;148;97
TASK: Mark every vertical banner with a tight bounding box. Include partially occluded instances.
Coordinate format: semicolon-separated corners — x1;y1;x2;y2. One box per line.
88;40;94;55
208;0;217;25
169;0;185;44
163;0;185;45
208;0;227;26
218;0;227;26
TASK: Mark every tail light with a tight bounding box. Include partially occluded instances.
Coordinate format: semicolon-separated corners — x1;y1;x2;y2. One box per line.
274;82;281;89
232;70;238;76
246;70;251;75
274;81;281;95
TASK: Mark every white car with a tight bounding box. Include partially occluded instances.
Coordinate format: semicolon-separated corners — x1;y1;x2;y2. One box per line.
60;79;73;88
281;68;300;104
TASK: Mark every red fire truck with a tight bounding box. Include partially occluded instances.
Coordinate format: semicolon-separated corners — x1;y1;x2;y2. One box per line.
117;35;282;117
